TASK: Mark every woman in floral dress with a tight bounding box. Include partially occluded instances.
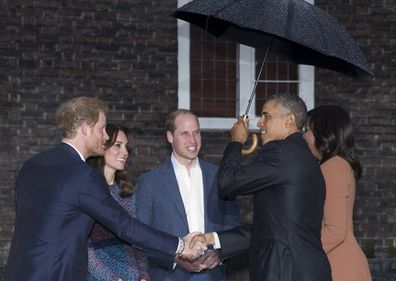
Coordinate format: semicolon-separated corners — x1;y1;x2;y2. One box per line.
87;124;149;281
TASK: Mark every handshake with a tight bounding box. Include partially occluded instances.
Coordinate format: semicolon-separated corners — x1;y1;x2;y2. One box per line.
176;232;219;272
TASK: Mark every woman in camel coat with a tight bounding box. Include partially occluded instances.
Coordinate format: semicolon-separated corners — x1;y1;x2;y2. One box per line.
303;105;372;281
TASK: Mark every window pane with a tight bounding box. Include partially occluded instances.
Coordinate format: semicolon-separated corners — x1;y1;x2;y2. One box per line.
254;50;299;115
190;25;300;118
190;25;237;117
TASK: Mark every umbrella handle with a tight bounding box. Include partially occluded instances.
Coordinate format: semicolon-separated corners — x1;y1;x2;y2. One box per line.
241;133;258;155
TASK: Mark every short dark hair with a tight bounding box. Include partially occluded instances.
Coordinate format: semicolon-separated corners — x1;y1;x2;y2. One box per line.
165;109;199;133
307;105;362;179
267;93;307;130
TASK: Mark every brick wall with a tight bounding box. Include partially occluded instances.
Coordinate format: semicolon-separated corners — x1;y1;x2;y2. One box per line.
0;0;180;277
314;0;396;260
0;0;395;280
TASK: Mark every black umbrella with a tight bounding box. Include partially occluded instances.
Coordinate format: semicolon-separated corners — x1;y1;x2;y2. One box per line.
172;0;373;78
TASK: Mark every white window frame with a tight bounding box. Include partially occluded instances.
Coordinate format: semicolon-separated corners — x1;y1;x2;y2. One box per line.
177;0;315;130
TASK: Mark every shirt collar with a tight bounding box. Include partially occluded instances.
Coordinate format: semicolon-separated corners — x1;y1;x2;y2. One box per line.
171;153;199;171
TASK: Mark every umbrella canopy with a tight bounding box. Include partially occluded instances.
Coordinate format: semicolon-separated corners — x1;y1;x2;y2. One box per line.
172;0;373;78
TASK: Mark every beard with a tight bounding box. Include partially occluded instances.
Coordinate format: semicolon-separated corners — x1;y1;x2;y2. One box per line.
86;142;105;158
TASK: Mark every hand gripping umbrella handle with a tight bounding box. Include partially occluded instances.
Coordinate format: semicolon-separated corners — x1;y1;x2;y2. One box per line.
241;133;258;155
241;115;258;155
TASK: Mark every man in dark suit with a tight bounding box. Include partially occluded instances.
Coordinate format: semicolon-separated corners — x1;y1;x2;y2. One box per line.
135;109;241;281
5;97;205;281
197;93;332;281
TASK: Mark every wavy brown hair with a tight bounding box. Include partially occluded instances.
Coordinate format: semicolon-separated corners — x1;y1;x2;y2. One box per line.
87;124;134;197
56;96;108;139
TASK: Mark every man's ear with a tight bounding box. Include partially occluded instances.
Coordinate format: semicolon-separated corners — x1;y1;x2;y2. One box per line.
81;122;90;136
285;113;296;129
166;130;174;144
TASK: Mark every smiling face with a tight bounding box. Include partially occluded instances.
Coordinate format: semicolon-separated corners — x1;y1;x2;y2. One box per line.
256;100;294;144
167;113;201;168
104;130;129;173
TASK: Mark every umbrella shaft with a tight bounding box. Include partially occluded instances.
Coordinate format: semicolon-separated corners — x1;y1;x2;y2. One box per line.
244;37;273;116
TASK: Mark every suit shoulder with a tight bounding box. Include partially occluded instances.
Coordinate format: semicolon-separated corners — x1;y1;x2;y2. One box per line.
258;141;282;159
137;160;171;183
23;146;85;171
199;159;218;171
262;140;282;149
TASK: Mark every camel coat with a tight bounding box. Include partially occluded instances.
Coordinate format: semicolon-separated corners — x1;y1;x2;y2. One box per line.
321;156;372;281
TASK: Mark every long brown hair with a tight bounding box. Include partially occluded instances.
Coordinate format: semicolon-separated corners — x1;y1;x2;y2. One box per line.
307;105;362;180
87;124;134;197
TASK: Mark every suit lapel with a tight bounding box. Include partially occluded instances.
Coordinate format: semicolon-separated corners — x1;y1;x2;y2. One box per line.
200;160;211;232
162;159;189;231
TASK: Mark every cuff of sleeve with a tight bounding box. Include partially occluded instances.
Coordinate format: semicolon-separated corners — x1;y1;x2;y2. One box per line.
213;232;221;249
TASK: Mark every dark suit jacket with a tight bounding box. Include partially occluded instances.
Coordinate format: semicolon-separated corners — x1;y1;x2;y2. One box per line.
5;143;178;281
218;133;332;281
217;224;252;260
135;158;241;281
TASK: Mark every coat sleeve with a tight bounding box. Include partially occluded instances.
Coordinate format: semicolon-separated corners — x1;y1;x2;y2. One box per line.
78;168;178;263
220;196;241;230
218;141;283;197
217;224;252;260
320;158;351;254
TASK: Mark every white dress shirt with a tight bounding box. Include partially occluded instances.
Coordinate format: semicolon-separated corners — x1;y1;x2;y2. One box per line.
171;154;221;249
171;154;205;233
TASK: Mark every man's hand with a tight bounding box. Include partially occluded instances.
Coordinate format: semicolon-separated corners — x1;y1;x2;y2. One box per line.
231;116;249;144
177;232;207;261
175;255;203;272
189;232;215;249
197;249;221;270
176;250;221;272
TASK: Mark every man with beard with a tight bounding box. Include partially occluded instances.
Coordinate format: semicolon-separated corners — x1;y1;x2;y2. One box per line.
5;97;205;281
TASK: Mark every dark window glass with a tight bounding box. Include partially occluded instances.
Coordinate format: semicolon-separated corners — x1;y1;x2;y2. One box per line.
254;50;299;115
190;25;237;117
189;25;298;118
